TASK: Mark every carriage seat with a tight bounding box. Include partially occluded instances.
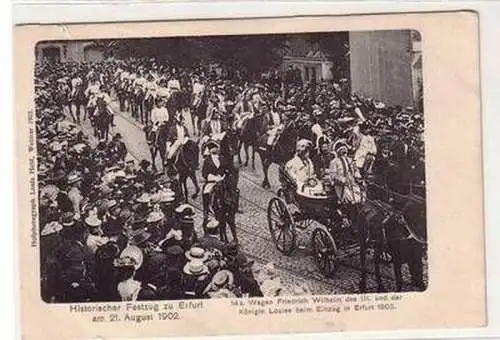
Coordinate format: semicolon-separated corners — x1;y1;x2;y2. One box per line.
278;166;328;200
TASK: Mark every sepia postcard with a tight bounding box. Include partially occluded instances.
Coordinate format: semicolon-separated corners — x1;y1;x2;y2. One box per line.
14;11;485;340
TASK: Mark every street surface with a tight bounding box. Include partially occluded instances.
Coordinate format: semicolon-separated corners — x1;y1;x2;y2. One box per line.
70;100;426;295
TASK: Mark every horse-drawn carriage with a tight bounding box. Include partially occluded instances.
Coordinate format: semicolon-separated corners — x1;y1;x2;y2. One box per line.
267;163;427;292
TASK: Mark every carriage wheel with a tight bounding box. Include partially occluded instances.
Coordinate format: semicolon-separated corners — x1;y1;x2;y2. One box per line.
311;227;339;277
267;197;296;255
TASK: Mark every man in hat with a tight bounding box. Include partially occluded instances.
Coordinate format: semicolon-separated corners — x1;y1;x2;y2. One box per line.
196;220;225;252
231;91;255;131
84;212;109;255
285;139;316;189
201;107;227;145
44;211;92;302
108;133;128;162
201;141;230;229
261;103;284;149
311;136;334;179
232;254;262;297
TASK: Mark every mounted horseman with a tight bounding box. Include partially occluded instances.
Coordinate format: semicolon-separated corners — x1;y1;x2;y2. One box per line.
201;140;239;243
144;92;170;172
143;80;157;125
200;107;228;156
115;69;131;112
69;74;87;124
131;71;147;123
164;109;200;202
232;89;257;167
93;90;115;142
84;76;102;124
190;74;206;136
56;77;71;117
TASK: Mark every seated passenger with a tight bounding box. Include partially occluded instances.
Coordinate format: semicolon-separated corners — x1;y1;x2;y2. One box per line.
285;139;316;190
329;141;365;205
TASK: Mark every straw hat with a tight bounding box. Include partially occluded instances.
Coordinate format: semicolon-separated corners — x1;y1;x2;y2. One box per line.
84;214;102;227
60;212;76;227
158;188;176;203
174;203;195;215
209;288;236;299
183;260;209;276
67;173;82;185
146;210;165;223
185;247;209;262
120;245;144;270
206;270;234;292
41;221;63;236
136;192;151;204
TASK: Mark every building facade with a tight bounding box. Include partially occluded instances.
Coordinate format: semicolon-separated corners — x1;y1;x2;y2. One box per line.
349;30;422;109
282;36;334;82
35;41;104;63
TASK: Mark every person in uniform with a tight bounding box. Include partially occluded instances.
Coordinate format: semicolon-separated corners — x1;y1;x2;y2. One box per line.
201;141;230;229
200;107;227;147
165;111;189;161
231;91;255;131
108;133;128;162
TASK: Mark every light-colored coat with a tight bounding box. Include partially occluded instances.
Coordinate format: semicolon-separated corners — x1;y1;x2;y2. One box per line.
354;134;377;169
329;156;364;204
285;155;315;187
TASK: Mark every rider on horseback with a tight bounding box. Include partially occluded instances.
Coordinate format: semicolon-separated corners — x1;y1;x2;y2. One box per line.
201;140;230;230
231;90;255;131
200;107;227;153
166;110;189;161
150;97;169;132
261;102;284;149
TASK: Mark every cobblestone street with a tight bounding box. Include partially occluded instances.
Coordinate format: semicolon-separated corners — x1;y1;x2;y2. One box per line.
70;100;427;295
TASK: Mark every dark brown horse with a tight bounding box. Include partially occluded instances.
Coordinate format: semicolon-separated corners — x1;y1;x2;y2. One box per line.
165;139;200;202
131;87;146;123
69;83;87;123
211;163;240;243
93;97;113;142
357;197;426;293
143;123;169;173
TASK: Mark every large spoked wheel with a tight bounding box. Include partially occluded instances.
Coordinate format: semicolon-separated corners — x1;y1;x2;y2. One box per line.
311;226;339;277
267;197;296;255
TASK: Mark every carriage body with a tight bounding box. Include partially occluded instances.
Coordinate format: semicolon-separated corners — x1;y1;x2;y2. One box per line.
268;162;427;282
267;165;355;276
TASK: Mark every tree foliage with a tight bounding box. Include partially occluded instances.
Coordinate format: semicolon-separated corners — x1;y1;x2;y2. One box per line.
93;34;289;73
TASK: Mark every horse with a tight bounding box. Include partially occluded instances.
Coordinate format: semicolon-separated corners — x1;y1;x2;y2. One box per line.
211;164;240;243
131;86;146;123
116;79;130;112
191;91;208;137
143;122;169;173
93;97;113;142
165;139;201;202
143;93;155;126
235;116;258;169
69;83;87;123
254;118;301;189
356;198;427;292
